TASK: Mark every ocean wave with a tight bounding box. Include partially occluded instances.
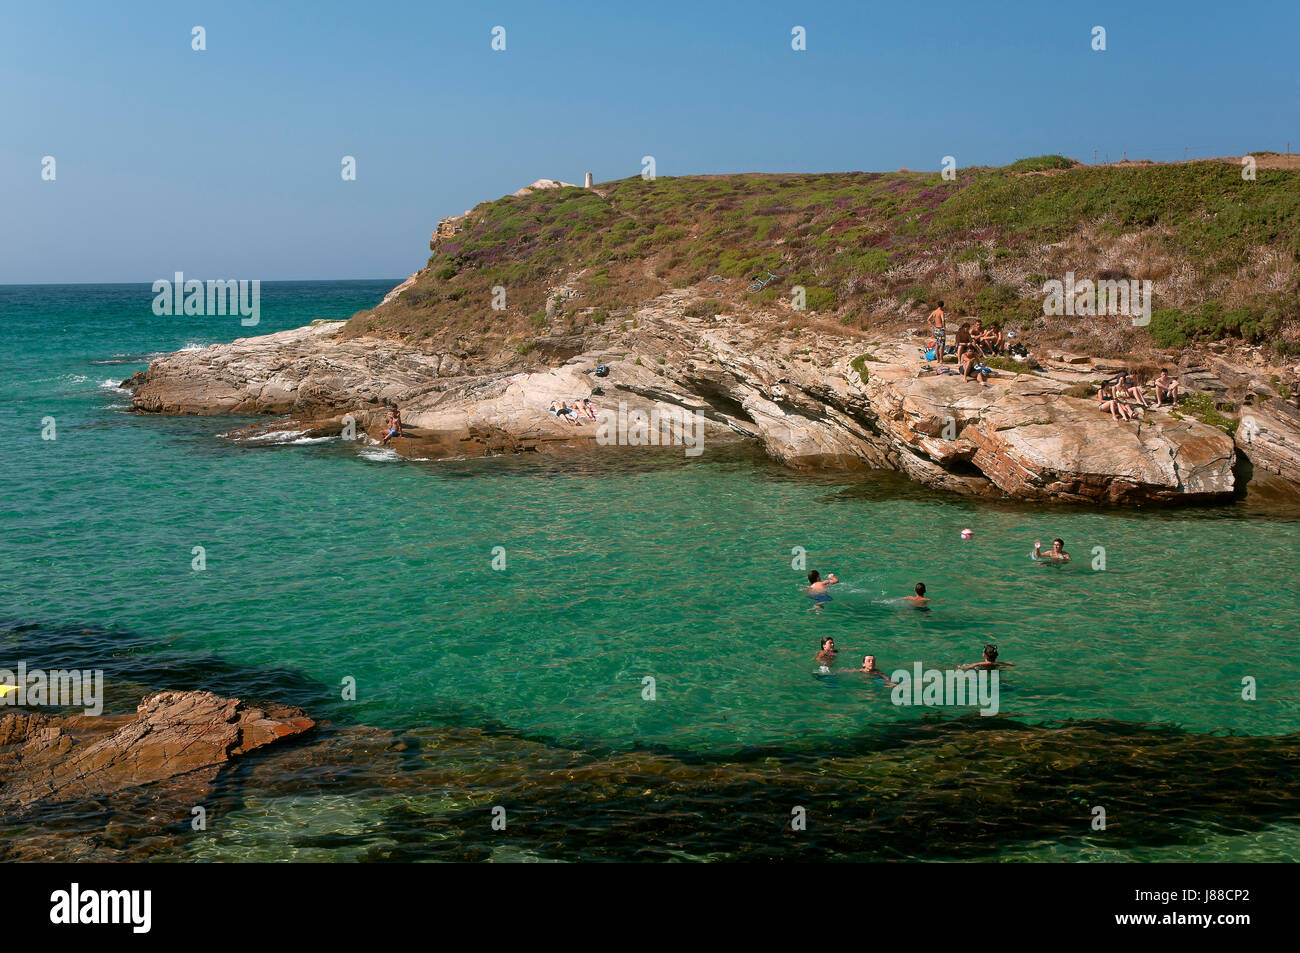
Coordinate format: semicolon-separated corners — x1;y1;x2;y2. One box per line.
357;447;401;462
99;379;131;394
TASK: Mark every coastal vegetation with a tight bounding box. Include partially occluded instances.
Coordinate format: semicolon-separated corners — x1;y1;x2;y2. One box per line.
347;156;1300;365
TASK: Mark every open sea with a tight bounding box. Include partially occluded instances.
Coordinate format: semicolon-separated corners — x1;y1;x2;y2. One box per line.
1;280;1297;861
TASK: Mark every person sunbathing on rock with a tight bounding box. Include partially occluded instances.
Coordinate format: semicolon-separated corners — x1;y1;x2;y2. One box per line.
1031;538;1070;562
958;644;1016;671
578;398;598;420
550;401;580;425
1152;369;1181;406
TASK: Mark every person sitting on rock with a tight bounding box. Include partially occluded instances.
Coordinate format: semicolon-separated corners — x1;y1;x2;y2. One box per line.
955;322;984;362
1152;369;1181;407
378;409;403;445
578;398;598;420
959;347;988;386
981;322;1005;354
1120;371;1149;409
1098;383;1135;421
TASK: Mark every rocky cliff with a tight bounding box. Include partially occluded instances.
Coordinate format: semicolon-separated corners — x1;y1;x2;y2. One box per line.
125;283;1262;504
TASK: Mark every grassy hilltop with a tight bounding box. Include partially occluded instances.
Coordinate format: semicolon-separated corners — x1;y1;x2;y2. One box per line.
344;155;1300;362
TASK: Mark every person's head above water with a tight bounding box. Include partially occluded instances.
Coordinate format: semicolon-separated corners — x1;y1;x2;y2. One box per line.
821;637;835;650
983;644;999;662
863;654;876;669
808;570;820;584
914;582;926;596
1052;538;1065;551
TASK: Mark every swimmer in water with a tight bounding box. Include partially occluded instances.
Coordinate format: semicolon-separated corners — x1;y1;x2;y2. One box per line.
958;643;1015;671
806;569;839;611
807;570;839;594
901;582;933;608
1032;538;1070;563
853;654;897;686
815;637;838;671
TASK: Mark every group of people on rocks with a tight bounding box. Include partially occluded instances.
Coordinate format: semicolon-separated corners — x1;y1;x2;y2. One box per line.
925;301;1189;417
1098;369;1182;421
549;398;598;425
927;301;1019;386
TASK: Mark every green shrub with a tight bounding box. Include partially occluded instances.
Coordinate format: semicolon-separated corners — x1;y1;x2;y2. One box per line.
1179;392;1237;434
684;299;724;318
850;354;874;383
1006;155;1079;173
802;286;837;312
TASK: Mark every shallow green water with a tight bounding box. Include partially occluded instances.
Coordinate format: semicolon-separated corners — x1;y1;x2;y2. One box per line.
1;281;1297;861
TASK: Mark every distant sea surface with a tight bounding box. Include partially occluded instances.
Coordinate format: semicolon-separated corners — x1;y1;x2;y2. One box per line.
1;280;1297;861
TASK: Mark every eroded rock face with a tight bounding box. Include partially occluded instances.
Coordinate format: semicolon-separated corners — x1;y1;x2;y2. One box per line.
125;290;1243;504
1238;398;1300;486
0;690;314;810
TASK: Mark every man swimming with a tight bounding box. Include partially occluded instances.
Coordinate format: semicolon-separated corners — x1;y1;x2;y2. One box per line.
1032;538;1070;562
854;654;897;686
958;643;1015;671
807;570;839;594
901;582;933;608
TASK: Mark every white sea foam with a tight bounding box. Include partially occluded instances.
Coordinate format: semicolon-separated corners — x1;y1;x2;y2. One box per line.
357;447;401;462
99;379;131;393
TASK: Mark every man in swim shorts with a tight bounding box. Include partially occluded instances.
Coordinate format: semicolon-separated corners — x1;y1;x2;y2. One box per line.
958;643;1015;671
929;301;947;362
378;409;403;445
1032;538;1070;562
807;570;839;594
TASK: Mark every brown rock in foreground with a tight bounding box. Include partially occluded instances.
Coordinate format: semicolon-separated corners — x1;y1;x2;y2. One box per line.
0;690;314;810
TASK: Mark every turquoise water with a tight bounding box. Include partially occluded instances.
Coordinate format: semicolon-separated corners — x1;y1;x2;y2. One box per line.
2;281;1298;861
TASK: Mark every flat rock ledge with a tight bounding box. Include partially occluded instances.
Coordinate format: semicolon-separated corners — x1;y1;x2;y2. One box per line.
0;690;314;811
125;293;1244;505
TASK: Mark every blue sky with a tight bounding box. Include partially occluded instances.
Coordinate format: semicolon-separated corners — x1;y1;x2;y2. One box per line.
3;0;1296;283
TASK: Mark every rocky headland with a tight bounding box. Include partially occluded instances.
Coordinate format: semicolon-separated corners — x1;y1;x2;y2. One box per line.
125;160;1300;505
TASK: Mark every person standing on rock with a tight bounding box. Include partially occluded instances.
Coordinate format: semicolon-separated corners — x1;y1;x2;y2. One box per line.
928;301;947;363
